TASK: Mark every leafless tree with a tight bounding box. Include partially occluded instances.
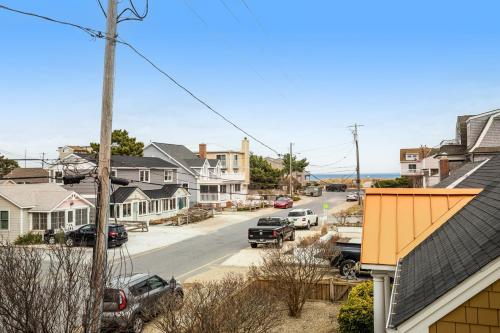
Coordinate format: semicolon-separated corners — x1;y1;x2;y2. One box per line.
250;241;335;318
0;243;91;333
152;274;283;333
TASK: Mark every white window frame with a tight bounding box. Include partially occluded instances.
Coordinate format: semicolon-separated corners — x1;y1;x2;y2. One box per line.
234;184;241;192
138;201;148;216
139;170;150;183
0;210;9;230
161;199;169;212
164;170;174;182
51;211;66;229
122;203;132;217
32;212;48;230
75;208;88;226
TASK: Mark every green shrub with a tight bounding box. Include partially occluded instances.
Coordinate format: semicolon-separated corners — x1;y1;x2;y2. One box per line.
337;281;374;333
292;195;301;201
14;232;43;245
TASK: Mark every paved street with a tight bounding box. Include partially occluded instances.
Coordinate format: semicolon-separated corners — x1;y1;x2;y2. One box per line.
129;192;348;281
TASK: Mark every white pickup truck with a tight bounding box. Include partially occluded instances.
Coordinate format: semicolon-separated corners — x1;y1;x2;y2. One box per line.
287;208;319;229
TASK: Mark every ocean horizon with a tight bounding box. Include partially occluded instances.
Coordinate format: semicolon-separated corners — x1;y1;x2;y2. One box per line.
311;173;400;180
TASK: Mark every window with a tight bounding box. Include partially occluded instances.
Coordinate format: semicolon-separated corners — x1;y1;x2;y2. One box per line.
178;197;187;209
51;211;65;229
0;211;8;230
139;170;150;182
75;208;88;226
162;199;169;212
220;185;227;193
129;280;151;297
109;205;120;219
405;154;419;161
32;213;48;230
233;154;239;167
67;211;73;224
234;184;241;192
122;203;131;217
182;183;189;189
149;200;160;214
233;168;239;173
138;201;148;215
408;164;417;170
147;275;165;291
164;170;174;182
431;168;439;176
110;169;117;178
170;198;176;210
216;154;227;168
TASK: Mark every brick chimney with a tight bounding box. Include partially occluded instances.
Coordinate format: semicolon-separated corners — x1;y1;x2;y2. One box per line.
199;143;207;159
439;156;450;180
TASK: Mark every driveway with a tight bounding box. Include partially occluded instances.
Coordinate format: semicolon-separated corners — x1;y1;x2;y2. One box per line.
127;192;348;281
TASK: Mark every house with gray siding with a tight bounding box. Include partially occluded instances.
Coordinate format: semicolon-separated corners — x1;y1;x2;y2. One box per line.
0;183;93;243
144;143;237;206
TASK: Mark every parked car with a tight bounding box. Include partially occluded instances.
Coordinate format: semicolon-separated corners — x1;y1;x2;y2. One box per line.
274;196;294;209
329;242;364;277
47;223;128;248
305;186;322;197
287;208;319;229
325;183;347;192
248;217;295;248
346;193;359;202
101;273;183;333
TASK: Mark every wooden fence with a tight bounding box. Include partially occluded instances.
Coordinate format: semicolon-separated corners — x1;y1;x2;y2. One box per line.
252;278;362;302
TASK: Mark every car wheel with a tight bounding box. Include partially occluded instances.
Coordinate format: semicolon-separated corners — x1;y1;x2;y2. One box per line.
289;231;295;241
131;315;144;333
340;260;357;278
48;236;56;245
307;222;311;230
65;237;74;247
316;217;319;226
250;243;258;248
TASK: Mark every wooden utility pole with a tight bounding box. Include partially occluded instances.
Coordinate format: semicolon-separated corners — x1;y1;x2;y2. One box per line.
350;124;363;205
88;1;117;332
289;142;293;197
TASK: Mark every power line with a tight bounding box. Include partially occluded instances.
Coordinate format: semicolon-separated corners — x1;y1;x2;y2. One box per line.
218;0;239;22
0;3;282;157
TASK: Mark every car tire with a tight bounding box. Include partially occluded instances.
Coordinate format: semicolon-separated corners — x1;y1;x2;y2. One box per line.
290;231;295;241
250;243;258;248
65;237;74;247
316;217;319;226
48;236;56;245
307;222;311;230
340;259;357;277
131;315;144;333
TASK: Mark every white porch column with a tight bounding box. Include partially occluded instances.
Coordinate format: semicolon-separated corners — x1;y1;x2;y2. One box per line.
384;275;391;320
372;273;386;333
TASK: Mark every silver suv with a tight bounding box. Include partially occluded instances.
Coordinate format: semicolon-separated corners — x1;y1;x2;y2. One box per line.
101;273;183;333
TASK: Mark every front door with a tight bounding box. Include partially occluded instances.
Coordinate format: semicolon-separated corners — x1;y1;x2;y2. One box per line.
66;210;75;231
133;202;139;220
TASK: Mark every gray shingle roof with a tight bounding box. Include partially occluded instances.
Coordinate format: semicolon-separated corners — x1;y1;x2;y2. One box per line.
152;143;202;171
433;161;484;188
110;187;137;203
184;159;206;168
389;176;500;328
76;153;177;169
455;155;500;188
143;184;185;199
208;159;219;167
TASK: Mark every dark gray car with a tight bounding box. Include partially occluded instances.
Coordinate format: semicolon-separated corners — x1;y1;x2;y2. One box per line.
101;273;183;333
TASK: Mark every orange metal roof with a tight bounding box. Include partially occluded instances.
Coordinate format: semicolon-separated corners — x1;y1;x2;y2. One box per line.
361;188;482;266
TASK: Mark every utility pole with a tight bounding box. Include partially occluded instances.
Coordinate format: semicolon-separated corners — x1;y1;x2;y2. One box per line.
41;152;45;169
88;1;117;332
289;142;293;197
350;124;363;205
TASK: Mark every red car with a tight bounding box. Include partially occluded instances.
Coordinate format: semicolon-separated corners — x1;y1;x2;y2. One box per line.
274;197;294;209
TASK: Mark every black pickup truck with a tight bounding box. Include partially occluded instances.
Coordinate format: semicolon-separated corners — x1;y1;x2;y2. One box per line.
248;217;295;248
330;242;362;277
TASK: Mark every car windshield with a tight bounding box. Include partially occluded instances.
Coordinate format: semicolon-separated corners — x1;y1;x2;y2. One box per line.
288;211;305;217
276;197;288;201
257;218;282;226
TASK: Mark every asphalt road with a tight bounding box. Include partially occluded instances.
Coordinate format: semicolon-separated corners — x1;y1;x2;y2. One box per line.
129;191;348;281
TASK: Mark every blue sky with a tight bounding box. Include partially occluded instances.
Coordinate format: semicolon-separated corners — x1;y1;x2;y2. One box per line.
2;1;500;173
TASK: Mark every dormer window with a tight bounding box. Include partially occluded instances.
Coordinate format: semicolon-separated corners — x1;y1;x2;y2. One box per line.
139;170;150;182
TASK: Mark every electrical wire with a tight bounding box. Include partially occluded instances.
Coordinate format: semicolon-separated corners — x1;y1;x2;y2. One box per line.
0;3;282;157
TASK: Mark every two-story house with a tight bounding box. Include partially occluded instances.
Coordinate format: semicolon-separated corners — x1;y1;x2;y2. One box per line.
47;154;187;221
144;142;238;206
400;147;443;188
197;138;250;199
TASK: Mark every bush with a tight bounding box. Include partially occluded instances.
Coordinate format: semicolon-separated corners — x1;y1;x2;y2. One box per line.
14;232;43;245
292;195;301;201
337;281;374;333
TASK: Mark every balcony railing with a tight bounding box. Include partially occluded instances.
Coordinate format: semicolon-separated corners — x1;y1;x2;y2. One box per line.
200;193;219;202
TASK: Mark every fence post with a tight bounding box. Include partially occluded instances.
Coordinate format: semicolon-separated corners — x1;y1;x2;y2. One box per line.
330;278;335;302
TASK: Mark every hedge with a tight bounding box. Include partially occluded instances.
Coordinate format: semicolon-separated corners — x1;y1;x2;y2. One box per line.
14;232;43;245
337;281;374;333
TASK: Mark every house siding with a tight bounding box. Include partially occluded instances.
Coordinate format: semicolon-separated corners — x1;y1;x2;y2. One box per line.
467;115;491;149
114;168;178;185
479;118;500;148
429;279;500;333
144;145;198;204
0;197;26;243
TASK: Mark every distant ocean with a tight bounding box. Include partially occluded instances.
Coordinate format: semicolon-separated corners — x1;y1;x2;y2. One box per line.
311;173;399;180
